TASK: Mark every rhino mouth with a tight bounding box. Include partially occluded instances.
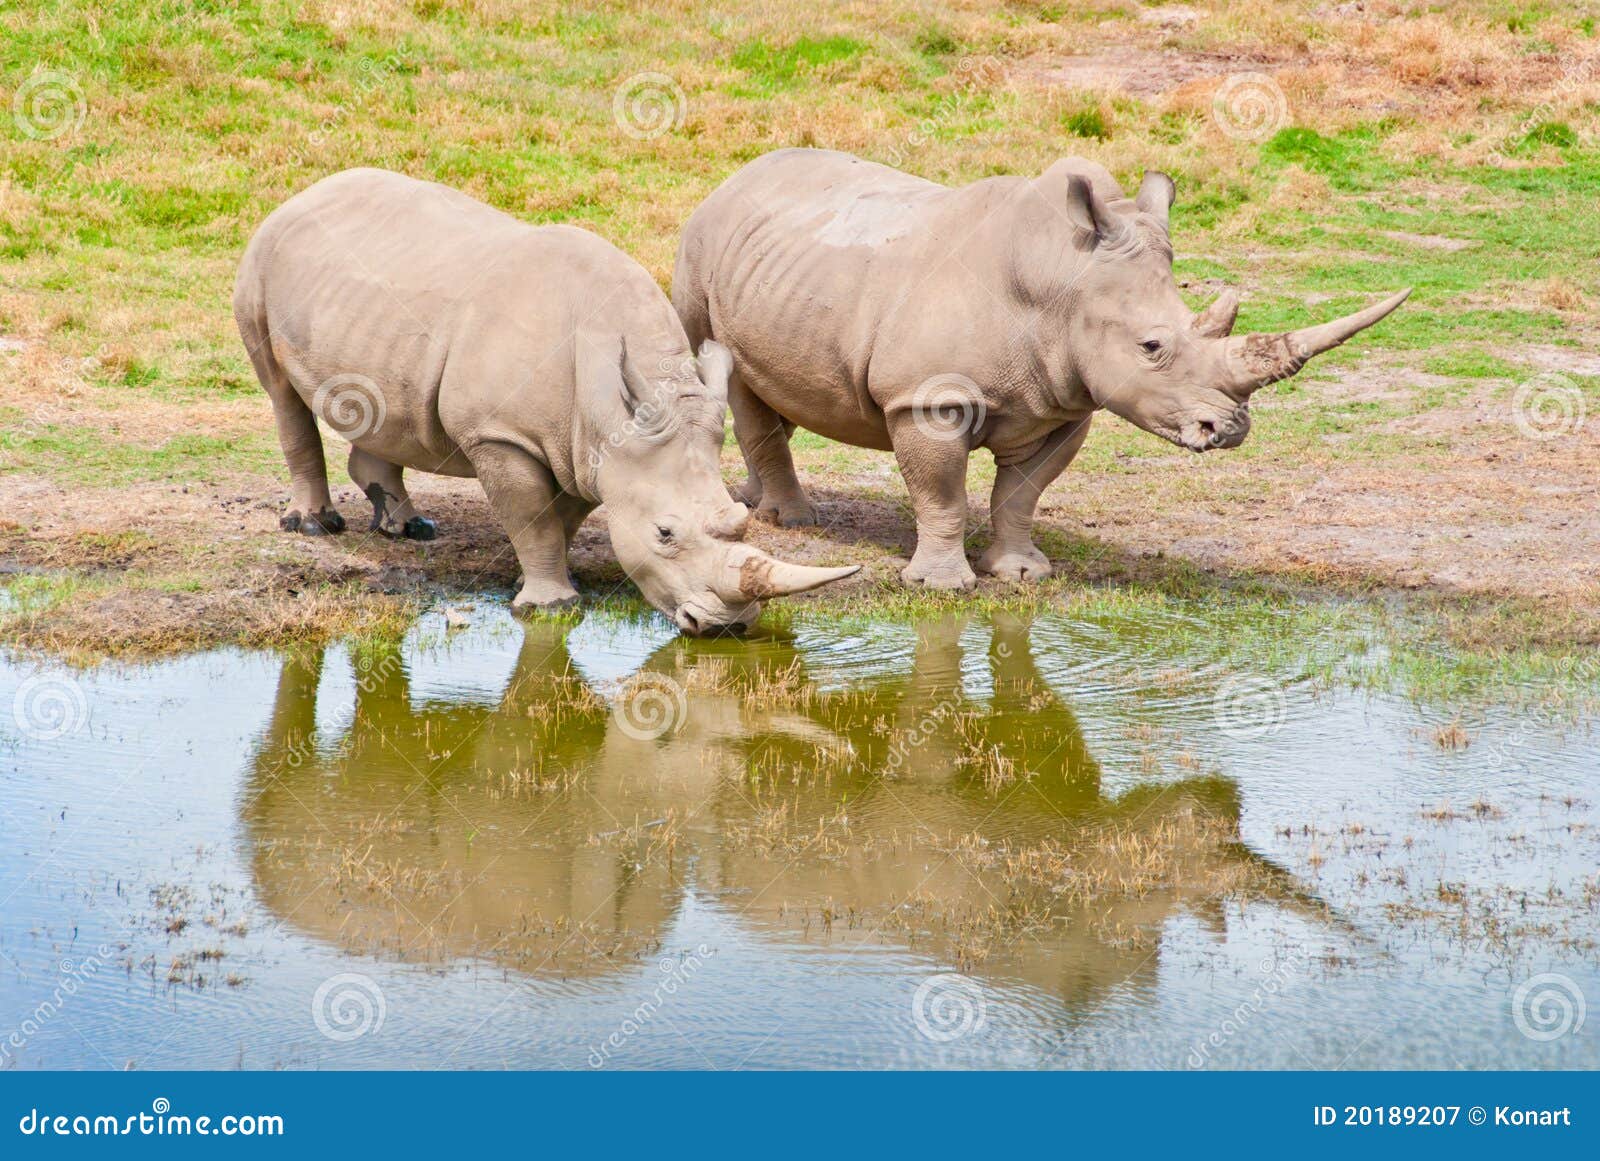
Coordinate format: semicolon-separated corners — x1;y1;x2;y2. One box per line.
674;600;759;636
1168;408;1250;453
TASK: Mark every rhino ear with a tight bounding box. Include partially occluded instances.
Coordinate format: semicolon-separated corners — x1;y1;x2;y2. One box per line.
1063;175;1125;249
616;337;656;418
696;340;733;405
1135;171;1176;229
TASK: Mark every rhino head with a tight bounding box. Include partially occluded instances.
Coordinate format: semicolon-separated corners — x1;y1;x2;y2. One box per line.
1025;164;1408;452
590;339;858;635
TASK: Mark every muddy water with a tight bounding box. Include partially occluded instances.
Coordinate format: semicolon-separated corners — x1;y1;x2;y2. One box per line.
1;607;1596;1070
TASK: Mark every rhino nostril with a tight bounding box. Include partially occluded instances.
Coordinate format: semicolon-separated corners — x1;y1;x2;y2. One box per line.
1198;420;1217;439
676;608;701;634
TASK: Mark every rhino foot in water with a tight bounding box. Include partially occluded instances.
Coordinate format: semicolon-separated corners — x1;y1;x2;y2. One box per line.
235;169;859;633
674;149;1409;589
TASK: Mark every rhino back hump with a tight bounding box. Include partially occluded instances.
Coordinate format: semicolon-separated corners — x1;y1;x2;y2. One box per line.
684;150;1001;440
246;169;597;474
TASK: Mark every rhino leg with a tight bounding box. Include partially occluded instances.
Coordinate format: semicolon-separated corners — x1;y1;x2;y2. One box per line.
976;417;1091;583
243;326;343;535
887;411;977;591
348;446;436;540
467;441;579;611
554;491;596;547
729;373;816;526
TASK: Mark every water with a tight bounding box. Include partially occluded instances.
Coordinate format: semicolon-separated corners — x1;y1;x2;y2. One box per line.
1;606;1595;1070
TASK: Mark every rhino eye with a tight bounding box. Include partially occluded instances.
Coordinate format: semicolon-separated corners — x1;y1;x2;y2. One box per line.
1140;339;1163;354
655;525;674;543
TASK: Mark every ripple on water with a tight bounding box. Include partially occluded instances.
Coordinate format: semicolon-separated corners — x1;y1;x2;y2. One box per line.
0;603;1595;1069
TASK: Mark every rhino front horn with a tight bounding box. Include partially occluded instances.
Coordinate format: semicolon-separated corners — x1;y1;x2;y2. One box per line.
1228;289;1410;393
723;544;860;601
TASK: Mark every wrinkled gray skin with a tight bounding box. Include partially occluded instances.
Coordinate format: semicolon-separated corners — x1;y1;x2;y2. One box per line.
674;149;1409;589
234;169;857;633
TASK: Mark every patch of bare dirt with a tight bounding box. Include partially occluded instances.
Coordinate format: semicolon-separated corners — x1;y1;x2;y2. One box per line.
1380;229;1476;251
1012;45;1289;97
1515;344;1600;378
1;352;1594;656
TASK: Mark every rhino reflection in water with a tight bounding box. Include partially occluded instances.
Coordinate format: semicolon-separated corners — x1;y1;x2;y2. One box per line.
243;614;1318;1007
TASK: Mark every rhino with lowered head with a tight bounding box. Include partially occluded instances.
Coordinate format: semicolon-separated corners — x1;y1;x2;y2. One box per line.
673;149;1408;590
234;168;857;634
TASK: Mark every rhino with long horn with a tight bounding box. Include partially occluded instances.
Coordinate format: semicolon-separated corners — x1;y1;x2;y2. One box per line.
674;150;1408;590
235;168;857;635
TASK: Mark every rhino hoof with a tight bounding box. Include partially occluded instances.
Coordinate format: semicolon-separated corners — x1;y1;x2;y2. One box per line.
402;517;437;541
756;502;819;528
512;588;581;615
282;508;345;535
901;558;977;591
977;547;1053;583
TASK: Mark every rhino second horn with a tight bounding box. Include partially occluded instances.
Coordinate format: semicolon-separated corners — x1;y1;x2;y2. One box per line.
1192;288;1240;338
1228;288;1411;393
722;545;860;601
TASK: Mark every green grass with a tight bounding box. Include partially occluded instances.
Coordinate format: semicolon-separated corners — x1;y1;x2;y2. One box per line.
2;6;1594;402
0;424;280;485
728;35;868;95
